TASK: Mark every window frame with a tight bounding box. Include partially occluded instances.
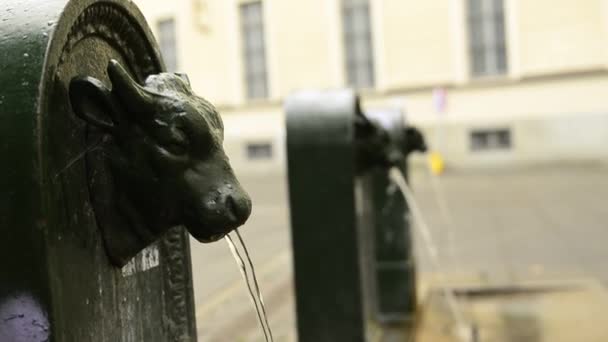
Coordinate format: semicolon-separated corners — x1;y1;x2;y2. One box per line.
157;18;178;72
246;142;273;160
470;128;512;152
467;0;508;78
240;1;269;100
341;0;376;89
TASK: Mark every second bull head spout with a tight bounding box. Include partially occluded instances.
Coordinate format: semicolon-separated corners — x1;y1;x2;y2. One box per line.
355;110;427;174
69;60;252;266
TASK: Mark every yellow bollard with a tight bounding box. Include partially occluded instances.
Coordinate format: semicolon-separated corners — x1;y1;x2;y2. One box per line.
428;151;445;175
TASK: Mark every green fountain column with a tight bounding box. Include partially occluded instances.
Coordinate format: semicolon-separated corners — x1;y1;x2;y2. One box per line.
0;1;197;340
286;90;367;342
358;108;420;325
286;91;427;341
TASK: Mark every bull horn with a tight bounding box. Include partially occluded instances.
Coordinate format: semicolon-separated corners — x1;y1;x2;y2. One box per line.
107;59;159;115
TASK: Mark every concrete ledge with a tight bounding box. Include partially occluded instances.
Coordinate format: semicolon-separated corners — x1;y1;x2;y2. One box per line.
414;277;608;342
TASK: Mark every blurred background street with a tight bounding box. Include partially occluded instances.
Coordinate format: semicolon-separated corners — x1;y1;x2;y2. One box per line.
190;162;608;341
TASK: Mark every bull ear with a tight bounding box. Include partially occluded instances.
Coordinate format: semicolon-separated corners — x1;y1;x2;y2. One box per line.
107;59;158;115
69;76;117;133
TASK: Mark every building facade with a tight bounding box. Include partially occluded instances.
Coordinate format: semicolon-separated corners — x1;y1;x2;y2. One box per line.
135;0;608;170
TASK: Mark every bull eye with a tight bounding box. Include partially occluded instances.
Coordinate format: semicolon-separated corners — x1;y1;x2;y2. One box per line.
165;142;187;156
163;127;189;156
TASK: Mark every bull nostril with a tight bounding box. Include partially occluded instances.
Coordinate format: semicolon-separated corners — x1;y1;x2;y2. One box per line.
226;196;237;219
226;194;252;224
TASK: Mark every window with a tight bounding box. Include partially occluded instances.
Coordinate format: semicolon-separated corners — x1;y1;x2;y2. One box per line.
467;0;507;77
158;19;178;72
342;0;375;88
470;129;511;151
240;2;269;100
246;143;273;160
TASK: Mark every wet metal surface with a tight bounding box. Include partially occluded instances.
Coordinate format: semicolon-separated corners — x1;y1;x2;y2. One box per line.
1;0;198;340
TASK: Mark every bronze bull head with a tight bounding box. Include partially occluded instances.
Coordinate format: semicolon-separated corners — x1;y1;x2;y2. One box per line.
69;60;252;266
355;111;427;174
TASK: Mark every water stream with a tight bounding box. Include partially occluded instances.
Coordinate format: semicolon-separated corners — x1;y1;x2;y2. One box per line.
225;229;274;342
389;167;475;341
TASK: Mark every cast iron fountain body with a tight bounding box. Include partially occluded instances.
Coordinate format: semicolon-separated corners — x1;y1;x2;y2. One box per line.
285;90;426;341
0;0;250;340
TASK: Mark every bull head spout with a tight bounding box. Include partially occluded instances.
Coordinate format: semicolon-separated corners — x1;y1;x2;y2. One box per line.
355;110;427;174
69;60;252;266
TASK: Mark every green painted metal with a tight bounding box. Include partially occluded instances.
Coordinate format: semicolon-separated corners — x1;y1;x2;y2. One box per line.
286;91;427;340
286;90;367;342
360;108;417;323
0;0;202;340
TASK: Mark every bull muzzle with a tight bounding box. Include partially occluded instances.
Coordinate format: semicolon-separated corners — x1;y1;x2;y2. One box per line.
185;181;252;243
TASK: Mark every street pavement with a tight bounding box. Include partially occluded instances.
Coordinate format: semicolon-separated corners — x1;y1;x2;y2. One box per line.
190;162;608;341
415;278;608;342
